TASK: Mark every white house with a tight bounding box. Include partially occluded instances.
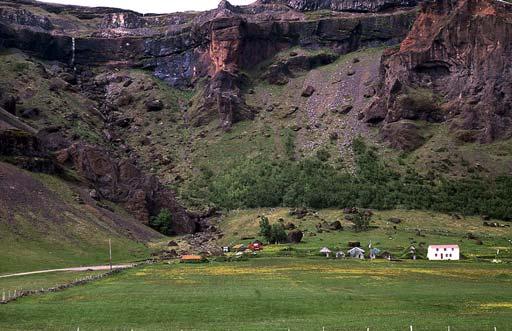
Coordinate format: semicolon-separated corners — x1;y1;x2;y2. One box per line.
427;245;460;261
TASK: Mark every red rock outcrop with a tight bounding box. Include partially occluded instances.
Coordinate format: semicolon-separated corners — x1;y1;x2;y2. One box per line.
366;0;512;146
55;143;200;234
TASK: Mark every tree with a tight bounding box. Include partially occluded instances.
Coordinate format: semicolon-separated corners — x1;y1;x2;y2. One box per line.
150;209;173;235
259;217;287;244
259;216;271;239
352;210;372;232
269;223;287;244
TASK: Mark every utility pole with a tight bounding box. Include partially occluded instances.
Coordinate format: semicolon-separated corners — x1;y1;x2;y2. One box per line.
109;238;112;271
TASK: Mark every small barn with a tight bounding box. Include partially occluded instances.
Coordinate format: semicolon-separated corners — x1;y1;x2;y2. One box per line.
348;247;365;259
248;241;263;251
320;247;332;257
232;244;246;252
427;245;460;261
369;248;381;260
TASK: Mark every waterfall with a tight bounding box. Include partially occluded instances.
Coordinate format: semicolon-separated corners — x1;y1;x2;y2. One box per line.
71;37;76;67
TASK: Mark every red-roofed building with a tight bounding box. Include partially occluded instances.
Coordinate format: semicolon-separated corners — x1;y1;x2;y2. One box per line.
427;245;460;261
248;241;263;251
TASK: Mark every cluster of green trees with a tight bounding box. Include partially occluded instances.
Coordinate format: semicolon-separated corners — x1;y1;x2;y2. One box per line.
188;139;512;219
259;216;287;243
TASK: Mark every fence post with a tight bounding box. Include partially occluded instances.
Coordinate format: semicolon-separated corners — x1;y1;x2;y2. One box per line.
2;291;5;301
410;326;413;331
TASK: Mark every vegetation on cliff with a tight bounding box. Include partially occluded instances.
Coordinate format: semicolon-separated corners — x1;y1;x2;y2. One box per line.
188;138;512;220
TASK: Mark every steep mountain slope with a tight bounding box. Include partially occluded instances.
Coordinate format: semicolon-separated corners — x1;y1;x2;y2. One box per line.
0;161;160;274
0;0;511;252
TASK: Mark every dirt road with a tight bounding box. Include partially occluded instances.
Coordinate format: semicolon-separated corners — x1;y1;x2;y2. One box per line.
0;264;135;279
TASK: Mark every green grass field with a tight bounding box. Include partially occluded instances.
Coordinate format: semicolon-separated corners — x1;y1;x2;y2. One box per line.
1;258;511;331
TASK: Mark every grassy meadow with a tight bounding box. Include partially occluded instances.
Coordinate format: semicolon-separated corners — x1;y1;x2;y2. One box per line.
1;258;512;330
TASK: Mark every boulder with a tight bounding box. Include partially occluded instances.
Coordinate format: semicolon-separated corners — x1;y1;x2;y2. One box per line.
145;99;164;112
1;94;17;115
289;207;308;219
339;104;353;114
343;207;358;214
287;229;303;243
328;221;343;231
380;121;425;152
284;222;296;230
388;217;402;224
301;85;315;97
20;107;40;118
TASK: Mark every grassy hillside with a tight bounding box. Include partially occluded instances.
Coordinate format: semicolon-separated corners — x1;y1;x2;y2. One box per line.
0;162;160;274
1;259;511;330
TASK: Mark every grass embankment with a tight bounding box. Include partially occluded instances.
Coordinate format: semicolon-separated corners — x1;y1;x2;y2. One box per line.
1;258;511;330
0;271;105;293
0;165;154;275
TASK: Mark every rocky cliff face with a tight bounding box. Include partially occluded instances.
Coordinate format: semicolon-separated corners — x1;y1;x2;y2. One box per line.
366;0;512;147
257;0;418;12
55;143;200;234
0;0;417;130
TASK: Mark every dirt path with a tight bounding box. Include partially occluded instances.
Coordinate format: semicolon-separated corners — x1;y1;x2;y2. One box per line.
0;264;135;279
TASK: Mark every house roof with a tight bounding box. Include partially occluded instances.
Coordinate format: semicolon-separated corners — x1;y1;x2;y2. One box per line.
320;247;332;253
348;247;365;253
180;255;203;260
428;245;459;249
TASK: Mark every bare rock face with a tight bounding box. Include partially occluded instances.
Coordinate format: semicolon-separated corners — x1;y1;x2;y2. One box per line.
0;0;417;130
0;7;53;30
55;143;200;234
257;0;418;12
366;0;512;147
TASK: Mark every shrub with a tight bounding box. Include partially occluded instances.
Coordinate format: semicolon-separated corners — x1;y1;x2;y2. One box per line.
351;211;372;232
259;216;271;239
149;209;173;235
269;223;287;244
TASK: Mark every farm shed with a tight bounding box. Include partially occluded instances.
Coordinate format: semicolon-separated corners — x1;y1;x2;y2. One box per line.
180;255;205;263
320;247;332;257
348;247;365;259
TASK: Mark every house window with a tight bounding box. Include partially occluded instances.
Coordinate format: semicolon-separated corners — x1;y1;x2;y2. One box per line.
444;248;447;251
435;254;437;257
436;248;439;251
452;248;455;251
